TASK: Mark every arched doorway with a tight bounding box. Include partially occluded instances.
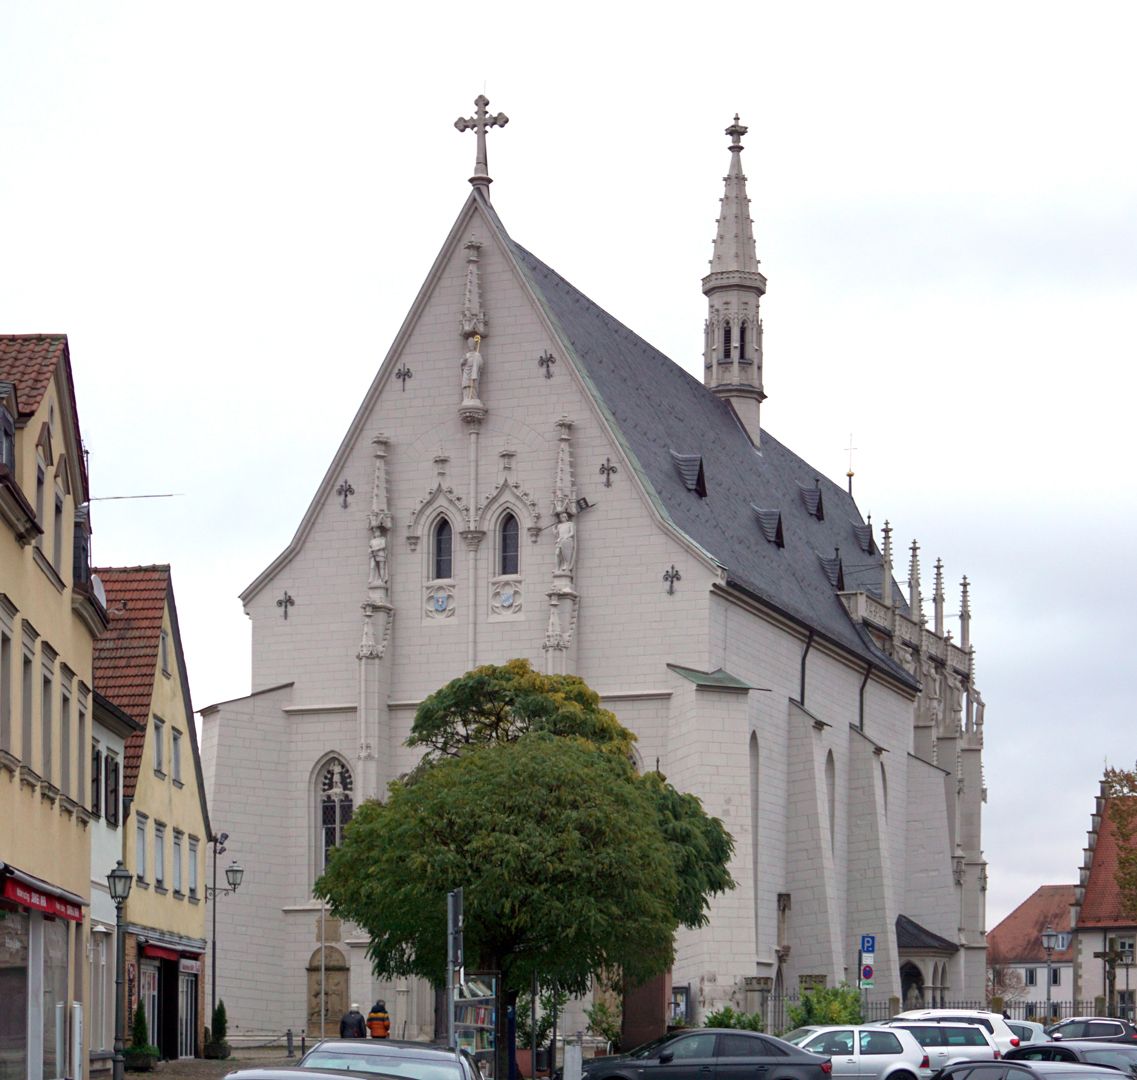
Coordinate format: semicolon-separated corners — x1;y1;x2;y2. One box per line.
900;961;925;1010
307;945;348;1037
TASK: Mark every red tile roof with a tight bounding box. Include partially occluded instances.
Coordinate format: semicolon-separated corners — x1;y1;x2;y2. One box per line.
0;334;88;496
987;884;1076;963
92;565;170;799
1079;796;1137;928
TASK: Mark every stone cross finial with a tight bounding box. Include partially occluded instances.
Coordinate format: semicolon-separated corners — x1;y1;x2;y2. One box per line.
726;114;747;151
455;95;509;190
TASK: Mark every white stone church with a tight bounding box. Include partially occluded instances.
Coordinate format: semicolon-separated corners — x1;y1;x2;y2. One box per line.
200;98;988;1039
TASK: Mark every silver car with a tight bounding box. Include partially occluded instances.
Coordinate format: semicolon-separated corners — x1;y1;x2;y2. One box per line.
784;1025;931;1080
888;1023;1000;1070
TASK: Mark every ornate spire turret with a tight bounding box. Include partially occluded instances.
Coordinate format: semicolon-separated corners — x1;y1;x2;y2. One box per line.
933;558;945;635
960;575;971;651
881;520;893;607
702;114;767;445
908;540;924;623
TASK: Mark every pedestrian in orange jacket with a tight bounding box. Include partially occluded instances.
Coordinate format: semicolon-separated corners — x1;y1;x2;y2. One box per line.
367;1000;391;1039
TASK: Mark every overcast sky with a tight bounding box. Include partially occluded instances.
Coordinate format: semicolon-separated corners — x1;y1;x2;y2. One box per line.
2;1;1134;931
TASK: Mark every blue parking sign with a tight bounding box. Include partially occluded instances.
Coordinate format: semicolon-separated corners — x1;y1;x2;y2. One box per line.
861;934;876;954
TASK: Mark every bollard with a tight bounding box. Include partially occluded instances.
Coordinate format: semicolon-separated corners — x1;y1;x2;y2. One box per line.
301;1034;307;1057
287;1028;294;1057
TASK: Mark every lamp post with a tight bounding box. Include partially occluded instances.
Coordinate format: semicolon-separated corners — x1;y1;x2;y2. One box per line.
206;832;244;1025
107;860;133;1080
1042;926;1059;1024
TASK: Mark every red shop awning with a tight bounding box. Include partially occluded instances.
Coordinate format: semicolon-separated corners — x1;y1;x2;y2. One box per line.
142;944;181;963
1;874;84;922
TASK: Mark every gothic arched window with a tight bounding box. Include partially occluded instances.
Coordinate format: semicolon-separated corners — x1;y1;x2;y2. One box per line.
499;512;519;576
722;320;732;360
319;758;353;870
433;518;453;580
739;320;748;360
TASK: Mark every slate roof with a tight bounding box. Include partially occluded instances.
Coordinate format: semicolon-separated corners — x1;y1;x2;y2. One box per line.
92;565;171;798
1078;797;1136;929
504;229;912;681
987;884;1076;963
896;913;958;953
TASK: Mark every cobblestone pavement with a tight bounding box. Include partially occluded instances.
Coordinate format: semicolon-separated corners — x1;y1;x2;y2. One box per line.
142;1049;297;1078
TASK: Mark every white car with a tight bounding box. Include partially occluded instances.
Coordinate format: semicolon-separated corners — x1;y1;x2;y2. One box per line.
889;1010;1020;1054
1008;1021;1051;1046
886;1022;1001;1070
783;1025;933;1080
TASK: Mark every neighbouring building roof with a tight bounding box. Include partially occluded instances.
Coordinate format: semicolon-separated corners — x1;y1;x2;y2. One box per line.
896;913;958;953
1078;796;1137;929
92;565;171;797
988;884;1077;963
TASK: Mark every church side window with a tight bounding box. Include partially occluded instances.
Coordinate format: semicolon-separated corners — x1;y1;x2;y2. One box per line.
721;320;732;360
319;758;354;870
739;320;748;360
433;518;453;580
499;512;519;576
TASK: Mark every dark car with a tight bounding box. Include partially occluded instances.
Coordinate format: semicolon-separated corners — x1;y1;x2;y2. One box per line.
929;1060;1126;1080
1046;1020;1137;1045
1005;1039;1137;1076
579;1028;832;1080
225;1038;482;1080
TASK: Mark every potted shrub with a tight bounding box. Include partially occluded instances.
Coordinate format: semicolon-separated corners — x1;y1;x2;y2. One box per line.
124;1003;159;1071
203;1000;232;1059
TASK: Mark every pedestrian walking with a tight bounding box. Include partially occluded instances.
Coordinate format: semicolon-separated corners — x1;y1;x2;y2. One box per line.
367;999;391;1039
340;1002;367;1038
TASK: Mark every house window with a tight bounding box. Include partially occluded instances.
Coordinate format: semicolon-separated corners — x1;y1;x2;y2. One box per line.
499;512;519;576
188;838;199;898
159;630;170;675
41;669;53;782
154;823;166;889
21;647;34;765
1051;966;1060;986
172;729;182;784
0;408;14;472
0;627;11;754
1113;936;1136;963
432;518;453;580
1025;968;1037;986
153;716;165;775
59;683;71;796
35;460;45;547
173;831;183;895
722;320;732;360
104;753;119;826
76;692;87;804
52;490;64;572
136;815;148;881
91;742;103;817
319;757;354;871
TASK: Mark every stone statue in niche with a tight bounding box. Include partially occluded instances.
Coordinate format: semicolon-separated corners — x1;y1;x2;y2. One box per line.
461;334;483;401
368;530;389;588
554;512;576;573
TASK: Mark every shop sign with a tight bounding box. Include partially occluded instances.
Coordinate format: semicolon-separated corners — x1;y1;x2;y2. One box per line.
179;958;201;974
1;877;82;921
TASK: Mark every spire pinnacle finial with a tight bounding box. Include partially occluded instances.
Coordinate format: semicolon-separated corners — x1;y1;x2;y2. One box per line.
908;540;924;622
933;558;945;635
455;94;509;194
960;575;972;650
726;114;747;151
881;520;893;607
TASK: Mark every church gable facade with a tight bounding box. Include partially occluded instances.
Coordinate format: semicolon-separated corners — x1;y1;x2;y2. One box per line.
201;100;987;1038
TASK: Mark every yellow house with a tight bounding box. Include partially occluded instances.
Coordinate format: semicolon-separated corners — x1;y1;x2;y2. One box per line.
91;566;211;1061
1;334;108;1080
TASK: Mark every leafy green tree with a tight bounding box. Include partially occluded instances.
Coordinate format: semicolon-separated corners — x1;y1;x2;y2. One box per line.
704;1005;764;1031
786;984;863;1030
318;660;735;1079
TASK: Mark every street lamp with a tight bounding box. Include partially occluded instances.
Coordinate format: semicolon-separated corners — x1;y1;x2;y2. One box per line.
1042;926;1059;1024
107;860;133;1080
206;832;245;1025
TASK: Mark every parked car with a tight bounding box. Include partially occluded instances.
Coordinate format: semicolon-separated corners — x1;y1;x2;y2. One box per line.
1005;1037;1137;1075
885;1022;1000;1070
890;1011;1020;1054
225;1039;483;1080
783;1024;932;1080
578;1028;833;1080
1008;1022;1051;1047
1047;1019;1137;1044
931;1060;1127;1080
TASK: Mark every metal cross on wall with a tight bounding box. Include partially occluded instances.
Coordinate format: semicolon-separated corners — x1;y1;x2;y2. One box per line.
395;364;412;391
454;95;508;188
538;351;556;379
599;458;618;487
663;565;682;595
276;590;295;619
336;480;355;508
